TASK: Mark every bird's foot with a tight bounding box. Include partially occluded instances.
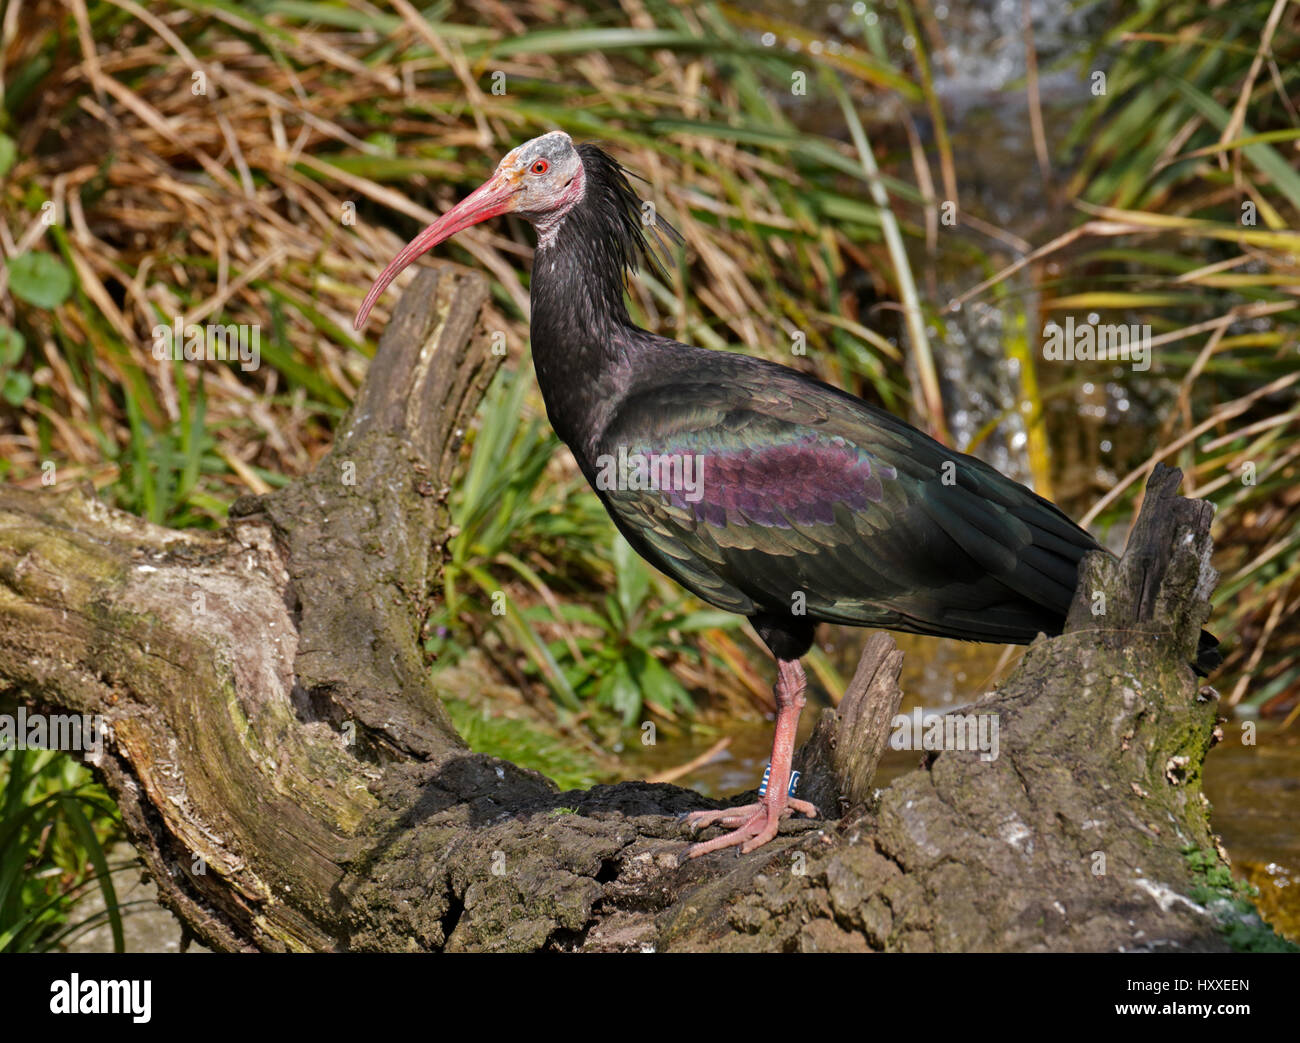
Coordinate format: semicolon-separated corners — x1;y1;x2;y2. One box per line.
681;797;818;859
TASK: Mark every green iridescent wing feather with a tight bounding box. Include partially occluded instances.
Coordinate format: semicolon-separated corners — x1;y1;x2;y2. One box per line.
594;366;1099;643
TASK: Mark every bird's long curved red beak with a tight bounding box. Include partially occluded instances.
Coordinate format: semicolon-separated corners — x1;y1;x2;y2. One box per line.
354;173;518;330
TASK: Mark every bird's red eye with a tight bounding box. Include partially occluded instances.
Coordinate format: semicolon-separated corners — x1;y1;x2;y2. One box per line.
531;159;550;175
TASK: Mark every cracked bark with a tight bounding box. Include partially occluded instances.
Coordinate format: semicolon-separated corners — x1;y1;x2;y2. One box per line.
0;266;1256;951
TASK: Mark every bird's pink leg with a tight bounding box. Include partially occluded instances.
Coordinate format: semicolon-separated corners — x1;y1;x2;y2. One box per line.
683;658;817;857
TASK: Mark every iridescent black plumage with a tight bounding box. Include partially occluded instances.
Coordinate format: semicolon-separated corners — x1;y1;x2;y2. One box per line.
529;144;1220;673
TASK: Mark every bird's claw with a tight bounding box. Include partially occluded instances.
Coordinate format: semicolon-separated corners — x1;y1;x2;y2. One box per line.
679;798;818;859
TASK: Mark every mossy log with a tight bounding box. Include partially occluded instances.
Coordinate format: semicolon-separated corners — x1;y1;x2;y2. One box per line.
0;266;1252;951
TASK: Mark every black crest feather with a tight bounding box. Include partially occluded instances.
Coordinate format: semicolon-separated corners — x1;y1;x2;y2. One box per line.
576;143;682;282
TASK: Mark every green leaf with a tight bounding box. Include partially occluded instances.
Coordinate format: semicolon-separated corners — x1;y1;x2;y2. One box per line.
662;611;742;633
6;252;72;309
0;135;15;178
1169;77;1300;216
2;372;32;407
58;796;123;953
606;659;642;726
0;326;24;367
614;535;650;626
631;648;693;715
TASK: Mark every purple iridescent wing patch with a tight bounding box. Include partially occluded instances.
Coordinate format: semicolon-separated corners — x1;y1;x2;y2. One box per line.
663;434;897;529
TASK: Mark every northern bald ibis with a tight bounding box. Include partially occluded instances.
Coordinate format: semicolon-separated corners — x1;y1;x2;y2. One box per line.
354;131;1220;858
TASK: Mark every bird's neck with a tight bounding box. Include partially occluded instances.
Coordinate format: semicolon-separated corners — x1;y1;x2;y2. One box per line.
528;176;644;458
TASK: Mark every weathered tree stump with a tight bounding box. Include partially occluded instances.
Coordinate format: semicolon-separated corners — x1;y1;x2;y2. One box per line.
0;268;1274;951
